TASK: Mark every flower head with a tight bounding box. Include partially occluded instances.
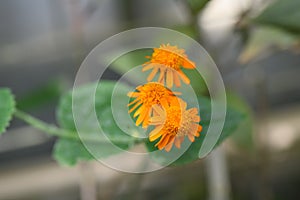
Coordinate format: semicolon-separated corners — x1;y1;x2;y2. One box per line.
143;44;196;88
127;82;180;128
149;98;202;152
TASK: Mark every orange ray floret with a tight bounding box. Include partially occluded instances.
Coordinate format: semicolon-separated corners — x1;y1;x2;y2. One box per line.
127;82;180;128
142;44;196;88
149;98;202;152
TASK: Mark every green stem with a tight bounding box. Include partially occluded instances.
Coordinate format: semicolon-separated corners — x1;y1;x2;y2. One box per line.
15;109;78;139
14;109;145;144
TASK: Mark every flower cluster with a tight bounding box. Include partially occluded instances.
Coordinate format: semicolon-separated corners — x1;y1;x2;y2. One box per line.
128;44;202;152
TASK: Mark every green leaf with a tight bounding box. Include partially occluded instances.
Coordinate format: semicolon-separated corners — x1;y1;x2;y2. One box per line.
145;96;245;166
226;91;254;151
239;26;299;63
172;25;198;39
110;49;151;84
54;81;140;166
254;0;300;34
183;68;208;96
0;88;15;134
17;79;64;110
53;139;93;166
187;0;211;14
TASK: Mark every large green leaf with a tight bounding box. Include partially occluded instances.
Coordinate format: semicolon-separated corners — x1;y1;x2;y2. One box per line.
145;96;246;166
0;88;15;134
254;0;300;34
54;81;140;166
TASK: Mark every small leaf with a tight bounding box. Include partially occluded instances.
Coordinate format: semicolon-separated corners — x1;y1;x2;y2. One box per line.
0;88;15;134
54;81;139;166
145;96;245;166
254;0;300;34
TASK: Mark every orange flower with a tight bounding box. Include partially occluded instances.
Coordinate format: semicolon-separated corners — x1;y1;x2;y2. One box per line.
142;44;196;88
149;98;202;152
127;82;180;128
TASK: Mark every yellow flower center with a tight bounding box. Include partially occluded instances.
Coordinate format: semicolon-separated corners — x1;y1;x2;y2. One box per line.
161;106;191;137
150;45;186;70
138;83;171;106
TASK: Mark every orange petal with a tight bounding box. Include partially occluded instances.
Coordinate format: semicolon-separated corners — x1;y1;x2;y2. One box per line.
178;69;190;84
182;59;196;69
136;109;148;126
149;116;164;125
142;112;150;128
174;136;183;148
179;99;187;110
173;71;181;87
157;134;171;150
142;63;155;71
149;125;163;141
152;105;165;117
193;115;200;123
188;108;198;115
128;101;142;113
127;92;139;97
127;98;140;106
187;134;195;142
164;136;175;152
147;67;159;82
133;105;144;117
158;67;166;83
197;125;202;132
166;69;173;88
194;131;200;137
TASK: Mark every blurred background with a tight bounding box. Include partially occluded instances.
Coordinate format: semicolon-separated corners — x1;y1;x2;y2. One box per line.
0;0;299;199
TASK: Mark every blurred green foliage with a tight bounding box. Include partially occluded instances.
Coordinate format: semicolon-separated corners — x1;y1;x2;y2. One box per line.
254;0;300;34
0;89;15;135
186;0;211;15
226;91;254;151
239;26;299;63
17;80;64;110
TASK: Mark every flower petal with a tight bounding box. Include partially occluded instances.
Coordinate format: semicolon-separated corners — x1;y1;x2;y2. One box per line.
136;108;149;126
182;59;196;69
178;69;190;84
127;98;140;106
147;67;159;82
142;63;155;71
149;125;163;141
173;71;181;87
157;134;171;150
166;69;173;88
128;101;142;113
187;133;195;142
127;92;139;97
164;136;175;152
158;67;166;84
